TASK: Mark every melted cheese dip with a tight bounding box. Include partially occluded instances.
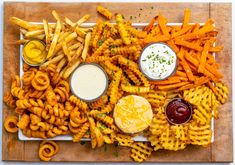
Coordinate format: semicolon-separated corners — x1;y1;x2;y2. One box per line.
113;95;153;134
140;43;177;80
70;64;108;101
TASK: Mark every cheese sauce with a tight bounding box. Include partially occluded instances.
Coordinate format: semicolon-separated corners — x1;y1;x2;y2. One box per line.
70;64;108;101
113;95;153;134
139;43;177;80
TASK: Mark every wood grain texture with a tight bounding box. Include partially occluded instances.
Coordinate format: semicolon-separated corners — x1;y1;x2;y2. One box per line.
210;3;233;162
2;2;232;162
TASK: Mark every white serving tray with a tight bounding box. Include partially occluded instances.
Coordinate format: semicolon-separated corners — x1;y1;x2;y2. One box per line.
19;22;214;142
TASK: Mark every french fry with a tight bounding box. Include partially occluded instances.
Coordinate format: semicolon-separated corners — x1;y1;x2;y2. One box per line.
16;39;29;45
40;54;64;68
68;43;82;51
43;19;50;47
25;29;44;38
63;60;81;79
62;41;71;62
76;14;90;26
65;32;77;43
10;17;43;30
81;32;91;60
64;17;76;27
56;57;67;73
77;36;85;43
46;20;61;59
68;45;84;66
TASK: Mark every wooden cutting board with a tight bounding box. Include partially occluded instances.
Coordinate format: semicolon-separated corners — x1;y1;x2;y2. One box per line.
2;2;232;162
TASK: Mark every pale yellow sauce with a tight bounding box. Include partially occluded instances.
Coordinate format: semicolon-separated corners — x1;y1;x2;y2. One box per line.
70;64;108;101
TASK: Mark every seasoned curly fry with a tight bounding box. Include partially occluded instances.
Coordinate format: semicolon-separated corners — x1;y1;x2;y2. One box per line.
4;115;19;133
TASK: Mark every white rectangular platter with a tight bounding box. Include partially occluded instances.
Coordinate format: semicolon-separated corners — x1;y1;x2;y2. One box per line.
18;22;214;142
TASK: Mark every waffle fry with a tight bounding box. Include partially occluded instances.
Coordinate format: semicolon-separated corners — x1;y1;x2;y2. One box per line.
115;134;134;147
189;123;212;146
160;127;187;151
130;142;153;162
215;83;229;104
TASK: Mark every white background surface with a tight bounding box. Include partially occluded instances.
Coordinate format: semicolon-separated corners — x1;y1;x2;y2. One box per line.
0;0;234;164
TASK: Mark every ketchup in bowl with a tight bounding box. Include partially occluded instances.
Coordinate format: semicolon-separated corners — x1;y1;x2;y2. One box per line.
165;98;192;125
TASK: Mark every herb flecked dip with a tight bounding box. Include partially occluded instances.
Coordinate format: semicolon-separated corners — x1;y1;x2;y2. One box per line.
139;43;177;80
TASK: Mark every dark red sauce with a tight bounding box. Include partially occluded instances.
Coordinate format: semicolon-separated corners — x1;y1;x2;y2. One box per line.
165;98;192;124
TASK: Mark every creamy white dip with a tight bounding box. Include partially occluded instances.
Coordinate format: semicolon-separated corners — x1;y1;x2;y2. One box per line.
139;43;177;80
70;64;108;101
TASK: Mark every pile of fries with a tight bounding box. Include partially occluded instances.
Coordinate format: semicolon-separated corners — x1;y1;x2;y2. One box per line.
3;7;229;162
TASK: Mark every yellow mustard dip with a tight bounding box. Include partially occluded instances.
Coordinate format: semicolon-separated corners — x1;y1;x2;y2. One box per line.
23;40;46;65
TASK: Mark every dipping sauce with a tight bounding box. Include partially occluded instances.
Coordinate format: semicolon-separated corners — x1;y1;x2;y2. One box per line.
165;98;192;125
139;42;177;80
70;63;108;102
23;40;46;66
113;95;153;134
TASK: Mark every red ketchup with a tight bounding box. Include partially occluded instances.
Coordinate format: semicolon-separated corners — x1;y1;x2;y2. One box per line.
165;98;192;124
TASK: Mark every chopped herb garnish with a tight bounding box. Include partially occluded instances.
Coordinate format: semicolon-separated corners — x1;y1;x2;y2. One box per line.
142;59;146;62
97;113;104;117
98;40;103;46
130;16;133;20
122;15;125;19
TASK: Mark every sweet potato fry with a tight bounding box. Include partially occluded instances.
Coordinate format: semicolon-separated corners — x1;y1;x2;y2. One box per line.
168;76;188;82
172;25;192;38
182;8;191;28
175;39;203;51
207;81;217;93
177;83;195;91
157;82;190;90
144;16;158;32
158;15;170;36
181;58;195;82
209;46;223;52
194;76;210;86
150;79;181;85
143;35;170;43
167;40;179;53
198;41;211;73
176;70;188;78
198;24;215;34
